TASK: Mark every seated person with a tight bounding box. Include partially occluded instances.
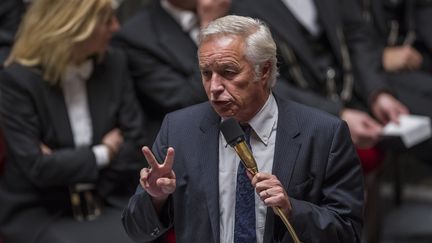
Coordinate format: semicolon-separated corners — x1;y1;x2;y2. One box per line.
0;0;147;242
358;0;432;160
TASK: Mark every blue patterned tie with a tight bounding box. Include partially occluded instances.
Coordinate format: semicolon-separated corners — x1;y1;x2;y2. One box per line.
234;125;256;243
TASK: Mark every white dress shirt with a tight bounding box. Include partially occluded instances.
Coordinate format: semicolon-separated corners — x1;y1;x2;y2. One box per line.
61;60;110;168
219;94;278;243
161;0;200;44
282;0;321;36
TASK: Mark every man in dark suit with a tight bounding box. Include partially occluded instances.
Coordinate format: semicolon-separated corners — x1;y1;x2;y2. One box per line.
112;0;231;145
231;0;410;150
122;15;363;243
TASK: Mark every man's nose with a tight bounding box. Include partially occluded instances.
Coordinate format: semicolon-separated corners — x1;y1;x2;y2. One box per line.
209;74;224;93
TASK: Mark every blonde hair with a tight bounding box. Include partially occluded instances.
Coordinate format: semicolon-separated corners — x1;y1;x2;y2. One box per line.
6;0;114;84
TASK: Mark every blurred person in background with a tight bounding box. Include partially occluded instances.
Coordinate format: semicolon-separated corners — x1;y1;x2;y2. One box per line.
0;0;147;242
358;0;432;156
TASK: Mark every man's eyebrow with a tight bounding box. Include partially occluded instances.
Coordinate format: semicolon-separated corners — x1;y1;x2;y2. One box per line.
199;64;209;69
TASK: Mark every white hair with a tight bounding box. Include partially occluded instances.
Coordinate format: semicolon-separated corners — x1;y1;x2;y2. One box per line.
199;15;278;88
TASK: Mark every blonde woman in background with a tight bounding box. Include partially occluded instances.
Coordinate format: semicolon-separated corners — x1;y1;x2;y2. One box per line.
0;0;147;242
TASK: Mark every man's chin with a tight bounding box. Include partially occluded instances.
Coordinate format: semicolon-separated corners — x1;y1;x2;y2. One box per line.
212;107;236;119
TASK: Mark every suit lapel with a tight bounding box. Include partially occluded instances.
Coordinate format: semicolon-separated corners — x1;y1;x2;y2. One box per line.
273;99;301;196
7;64;73;146
264;97;301;242
43;80;74;147
197;106;221;242
87;61;109;143
153;2;198;74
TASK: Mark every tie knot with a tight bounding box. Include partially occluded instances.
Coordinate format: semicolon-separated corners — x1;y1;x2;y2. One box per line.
240;124;251;131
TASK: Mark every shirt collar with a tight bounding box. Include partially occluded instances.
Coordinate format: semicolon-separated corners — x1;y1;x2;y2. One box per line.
248;93;278;145
161;0;199;33
62;59;93;84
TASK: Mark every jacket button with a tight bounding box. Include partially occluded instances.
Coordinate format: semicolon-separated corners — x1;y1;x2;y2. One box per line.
150;227;160;237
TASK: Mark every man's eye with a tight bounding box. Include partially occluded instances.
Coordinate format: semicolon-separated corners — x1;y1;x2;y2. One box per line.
223;70;236;78
201;70;212;79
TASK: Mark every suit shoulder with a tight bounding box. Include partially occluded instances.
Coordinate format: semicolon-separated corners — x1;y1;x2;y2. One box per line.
297;102;340;122
282;99;344;128
113;8;155;47
166;102;213;122
161;102;217;131
1;64;43;89
280;101;353;148
119;9;153;34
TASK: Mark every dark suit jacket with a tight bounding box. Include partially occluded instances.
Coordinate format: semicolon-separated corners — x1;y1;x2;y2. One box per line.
0;0;25;67
415;0;432;55
111;0;208;144
122;97;364;243
232;0;388;115
0;49;147;241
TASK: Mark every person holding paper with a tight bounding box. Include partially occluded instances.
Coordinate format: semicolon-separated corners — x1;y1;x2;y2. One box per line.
122;15;363;243
356;0;432;158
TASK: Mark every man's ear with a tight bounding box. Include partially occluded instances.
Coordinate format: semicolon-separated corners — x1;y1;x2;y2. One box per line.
260;61;272;84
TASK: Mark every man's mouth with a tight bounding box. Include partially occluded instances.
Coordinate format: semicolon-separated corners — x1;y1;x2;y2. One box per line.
212;100;231;107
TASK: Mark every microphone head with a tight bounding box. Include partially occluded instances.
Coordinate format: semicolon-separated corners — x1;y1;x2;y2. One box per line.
219;117;245;147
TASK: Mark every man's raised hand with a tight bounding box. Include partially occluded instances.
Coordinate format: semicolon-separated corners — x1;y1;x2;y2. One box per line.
140;146;176;205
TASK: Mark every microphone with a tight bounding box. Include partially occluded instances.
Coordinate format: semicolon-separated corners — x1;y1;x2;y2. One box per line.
219;117;302;243
219;117;258;175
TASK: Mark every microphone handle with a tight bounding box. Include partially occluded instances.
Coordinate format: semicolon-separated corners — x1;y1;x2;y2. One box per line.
273;207;302;243
234;141;302;243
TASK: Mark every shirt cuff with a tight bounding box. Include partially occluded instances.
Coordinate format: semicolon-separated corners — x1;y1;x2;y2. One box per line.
92;144;110;168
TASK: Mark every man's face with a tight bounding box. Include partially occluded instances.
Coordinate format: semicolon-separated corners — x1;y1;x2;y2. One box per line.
199;35;270;122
